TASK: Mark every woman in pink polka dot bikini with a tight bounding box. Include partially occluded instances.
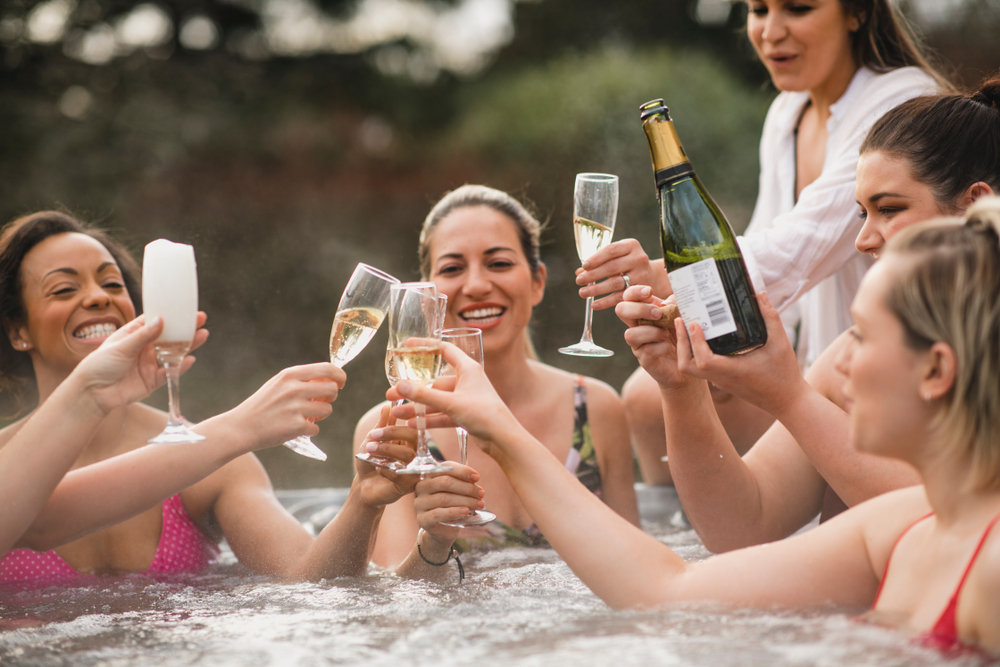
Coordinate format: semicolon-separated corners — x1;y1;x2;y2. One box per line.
0;211;422;583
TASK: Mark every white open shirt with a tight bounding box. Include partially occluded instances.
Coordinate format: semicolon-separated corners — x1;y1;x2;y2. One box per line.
738;66;938;366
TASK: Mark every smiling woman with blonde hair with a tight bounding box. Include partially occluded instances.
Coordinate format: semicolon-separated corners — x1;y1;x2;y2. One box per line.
356;185;639;582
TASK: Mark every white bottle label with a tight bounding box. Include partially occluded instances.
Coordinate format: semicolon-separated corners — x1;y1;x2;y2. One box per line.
668;257;737;341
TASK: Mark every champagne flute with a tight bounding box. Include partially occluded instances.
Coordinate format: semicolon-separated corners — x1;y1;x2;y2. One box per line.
391;283;452;475
285;263;399;461
353;339;407;470
355;293;447;469
438;328;496;527
143;239;205;445
559;173;619;357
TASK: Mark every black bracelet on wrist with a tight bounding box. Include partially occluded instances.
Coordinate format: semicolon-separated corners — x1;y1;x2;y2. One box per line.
417;541;465;583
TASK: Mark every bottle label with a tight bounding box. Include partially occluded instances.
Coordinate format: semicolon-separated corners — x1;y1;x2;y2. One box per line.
668;258;737;341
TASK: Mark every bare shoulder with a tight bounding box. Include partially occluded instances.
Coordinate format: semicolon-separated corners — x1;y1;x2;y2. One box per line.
852;486;931;564
805;331;851;409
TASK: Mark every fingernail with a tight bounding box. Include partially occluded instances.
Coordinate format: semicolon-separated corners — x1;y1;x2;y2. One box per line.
477;500;486;509
147;315;162;327
650;308;661;319
370;428;384;440
641;286;651;297
366;442;378;453
470;472;480;481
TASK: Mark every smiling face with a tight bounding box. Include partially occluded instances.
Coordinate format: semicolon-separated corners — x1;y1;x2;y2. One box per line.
427;205;545;357
8;232;135;379
746;0;859;97
836;257;932;461
854;150;948;258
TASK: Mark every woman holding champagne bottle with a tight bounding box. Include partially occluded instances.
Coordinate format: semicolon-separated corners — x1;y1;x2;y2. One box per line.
578;0;946;485
355;185;639;581
616;79;1000;553
0;211;416;582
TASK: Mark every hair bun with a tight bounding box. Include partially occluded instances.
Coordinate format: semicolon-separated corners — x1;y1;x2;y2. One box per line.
972;74;1000;111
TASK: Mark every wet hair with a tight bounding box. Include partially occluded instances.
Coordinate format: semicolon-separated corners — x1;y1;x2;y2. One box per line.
0;211;141;409
838;0;951;88
418;185;545;359
882;197;1000;491
860;75;1000;213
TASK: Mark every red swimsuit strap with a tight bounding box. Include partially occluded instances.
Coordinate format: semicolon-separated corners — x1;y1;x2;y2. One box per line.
939;510;1000;612
872;512;934;608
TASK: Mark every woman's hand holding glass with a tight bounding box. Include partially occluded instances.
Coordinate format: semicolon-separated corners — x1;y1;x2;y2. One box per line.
575;239;670;311
438;328;495;526
285;263;399;461
358;405;484;523
224;362;344;450
390;283;452;475
387;342;526;463
75;313;209;415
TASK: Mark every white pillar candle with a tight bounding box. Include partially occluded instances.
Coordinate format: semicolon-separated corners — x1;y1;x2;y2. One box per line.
142;239;199;344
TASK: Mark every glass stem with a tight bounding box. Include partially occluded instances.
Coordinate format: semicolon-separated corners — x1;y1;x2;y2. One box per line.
579;290;597;344
158;349;186;427
457;427;468;465
415;400;429;458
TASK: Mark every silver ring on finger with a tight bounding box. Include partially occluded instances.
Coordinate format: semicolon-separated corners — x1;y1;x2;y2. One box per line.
622;273;631;290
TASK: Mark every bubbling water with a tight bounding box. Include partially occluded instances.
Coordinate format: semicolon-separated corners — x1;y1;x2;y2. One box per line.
0;488;986;667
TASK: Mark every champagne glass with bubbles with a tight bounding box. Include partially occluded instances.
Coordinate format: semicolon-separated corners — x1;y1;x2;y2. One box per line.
284;263;399;460
559;173;619;357
143;239;205;445
391;283;452;475
355;292;447;470
439;327;496;526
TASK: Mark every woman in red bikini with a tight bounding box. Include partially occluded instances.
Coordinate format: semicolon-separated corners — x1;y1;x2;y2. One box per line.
386;196;1000;655
0;211;424;582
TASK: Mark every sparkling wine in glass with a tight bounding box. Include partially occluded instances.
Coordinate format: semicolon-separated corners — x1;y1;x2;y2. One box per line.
353;339;407;471
439;328;495;527
285;263;399;461
391;283;451;475
559;173;619;357
143;239;205;445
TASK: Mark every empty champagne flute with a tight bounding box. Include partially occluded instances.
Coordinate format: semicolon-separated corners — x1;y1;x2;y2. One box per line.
143;239;205;445
391;283;452;475
285;263;399;461
439;328;496;527
559;173;619;357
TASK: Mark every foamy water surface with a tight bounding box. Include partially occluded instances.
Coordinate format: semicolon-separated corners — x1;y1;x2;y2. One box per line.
0;487;991;666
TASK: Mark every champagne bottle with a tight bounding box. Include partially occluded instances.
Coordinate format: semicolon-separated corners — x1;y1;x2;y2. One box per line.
639;99;766;355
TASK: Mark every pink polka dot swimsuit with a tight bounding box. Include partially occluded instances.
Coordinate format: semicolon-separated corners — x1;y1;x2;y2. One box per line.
0;495;219;584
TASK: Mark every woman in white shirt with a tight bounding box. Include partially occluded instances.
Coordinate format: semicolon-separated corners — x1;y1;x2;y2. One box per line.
575;0;945;485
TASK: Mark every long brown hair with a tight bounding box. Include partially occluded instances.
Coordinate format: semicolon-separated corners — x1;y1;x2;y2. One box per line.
0;211;141;411
860;74;1000;211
